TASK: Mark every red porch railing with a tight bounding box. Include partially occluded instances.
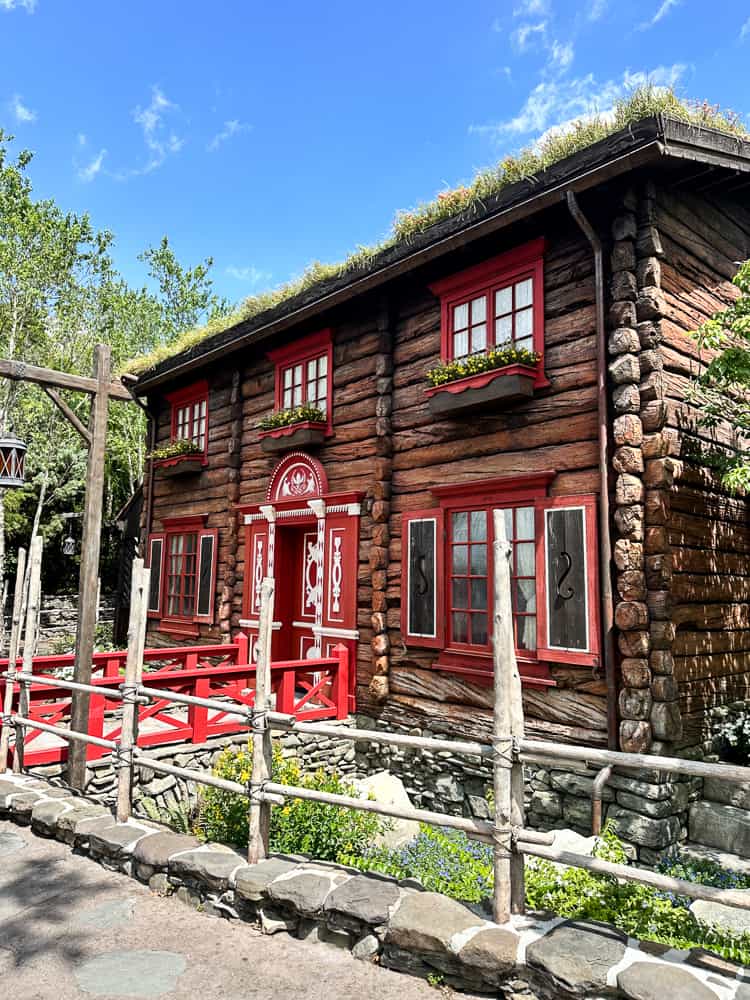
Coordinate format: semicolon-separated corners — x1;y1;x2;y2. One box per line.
0;638;351;767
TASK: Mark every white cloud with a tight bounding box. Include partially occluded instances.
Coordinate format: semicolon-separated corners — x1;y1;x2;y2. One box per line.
0;0;37;11
226;265;271;288
470;63;686;141
588;0;606;20
549;39;574;70
127;85;184;175
78;149;106;183
513;0;549;14
78;132;87;146
207;119;251;153
638;0;680;31
10;93;36;123
741;16;750;40
512;21;547;51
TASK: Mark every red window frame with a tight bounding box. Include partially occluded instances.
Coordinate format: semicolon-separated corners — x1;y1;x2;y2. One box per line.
401;473;600;686
428;238;546;382
267;329;334;434
165;380;209;461
146;515;218;637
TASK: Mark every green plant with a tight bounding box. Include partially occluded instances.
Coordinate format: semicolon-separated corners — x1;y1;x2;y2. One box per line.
712;711;750;765
692;258;750;492
426;344;541;388
139;785;197;834
658;850;750;896
259;404;326;431
125;86;748;378
147;438;203;462
196;742;382;861
350;821;750;967
347;824;494;903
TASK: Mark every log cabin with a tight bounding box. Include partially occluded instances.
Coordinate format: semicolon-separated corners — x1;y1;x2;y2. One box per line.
130;114;750;801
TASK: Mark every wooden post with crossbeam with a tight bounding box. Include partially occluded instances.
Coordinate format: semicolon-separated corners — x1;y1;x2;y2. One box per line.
0;347;134;789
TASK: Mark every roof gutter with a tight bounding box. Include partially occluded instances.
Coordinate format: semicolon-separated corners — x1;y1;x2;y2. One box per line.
566;191;618;752
134;138;666;393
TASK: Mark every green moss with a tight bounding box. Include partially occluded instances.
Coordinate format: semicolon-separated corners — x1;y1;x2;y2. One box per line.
125;87;747;378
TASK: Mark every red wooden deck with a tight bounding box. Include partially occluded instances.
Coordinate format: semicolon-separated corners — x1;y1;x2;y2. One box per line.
0;636;351;766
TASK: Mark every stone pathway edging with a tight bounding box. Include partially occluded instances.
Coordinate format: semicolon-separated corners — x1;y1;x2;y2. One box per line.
1;771;749;999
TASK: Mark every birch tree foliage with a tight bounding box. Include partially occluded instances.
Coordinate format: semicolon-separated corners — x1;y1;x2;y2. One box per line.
693;260;750;491
0;131;232;590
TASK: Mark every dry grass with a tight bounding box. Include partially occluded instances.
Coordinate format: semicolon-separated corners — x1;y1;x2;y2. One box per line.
126;86;747;377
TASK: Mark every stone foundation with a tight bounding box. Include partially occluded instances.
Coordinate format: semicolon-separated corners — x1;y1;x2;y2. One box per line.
355;714;698;863
1;770;745;1000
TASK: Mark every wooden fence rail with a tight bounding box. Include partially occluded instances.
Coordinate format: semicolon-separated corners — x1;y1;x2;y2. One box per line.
6;548;750;926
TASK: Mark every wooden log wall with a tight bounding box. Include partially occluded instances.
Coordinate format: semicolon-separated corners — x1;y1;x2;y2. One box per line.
142;211;613;746
142;181;750;756
367;214;610;746
654;184;750;751
144;367;238;646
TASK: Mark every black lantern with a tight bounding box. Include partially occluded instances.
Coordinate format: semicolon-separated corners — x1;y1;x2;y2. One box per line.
63;535;76;556
0;434;26;489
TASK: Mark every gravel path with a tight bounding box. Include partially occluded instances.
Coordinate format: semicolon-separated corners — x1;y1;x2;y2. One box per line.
0;820;461;1000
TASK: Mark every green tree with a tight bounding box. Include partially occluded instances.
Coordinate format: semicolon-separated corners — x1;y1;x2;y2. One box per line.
0;129;111;586
0;131;232;601
139;236;230;344
693;260;750;491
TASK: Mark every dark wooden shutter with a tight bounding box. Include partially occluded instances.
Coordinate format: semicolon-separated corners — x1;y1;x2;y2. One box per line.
195;528;218;624
536;495;599;667
401;509;444;649
146;533;165;618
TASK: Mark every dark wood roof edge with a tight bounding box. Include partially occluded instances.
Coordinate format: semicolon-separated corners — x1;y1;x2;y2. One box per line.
133;115;750;394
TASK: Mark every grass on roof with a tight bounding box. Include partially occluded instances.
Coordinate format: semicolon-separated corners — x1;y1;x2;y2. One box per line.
126;86;747;378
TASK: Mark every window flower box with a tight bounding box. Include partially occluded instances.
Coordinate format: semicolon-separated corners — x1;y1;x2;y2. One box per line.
425;363;538;417
149;438;206;476
259;420;328;454
153;453;205;477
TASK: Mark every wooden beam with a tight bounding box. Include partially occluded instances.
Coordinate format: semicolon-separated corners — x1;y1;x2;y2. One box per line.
41;386;92;446
67;345;112;789
0;359;132;401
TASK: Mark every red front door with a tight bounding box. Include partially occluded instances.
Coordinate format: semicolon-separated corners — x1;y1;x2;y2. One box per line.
273;523;319;661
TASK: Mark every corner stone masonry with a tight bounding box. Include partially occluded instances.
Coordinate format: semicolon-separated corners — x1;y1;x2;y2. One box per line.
0;771;743;1000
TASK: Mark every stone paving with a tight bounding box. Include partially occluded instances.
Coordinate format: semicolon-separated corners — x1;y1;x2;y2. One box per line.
3;770;750;999
0;819;465;1000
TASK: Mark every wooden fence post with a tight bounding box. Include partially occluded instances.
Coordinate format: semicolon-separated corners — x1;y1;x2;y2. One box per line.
491;510;526;923
68;344;112;791
247;578;274;864
116;558;149;822
0;546;27;772
13;535;42;774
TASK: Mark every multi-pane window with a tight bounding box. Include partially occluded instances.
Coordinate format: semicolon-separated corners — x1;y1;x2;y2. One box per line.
166;531;197;619
449;510;489;648
430;238;545;367
451;276;535;361
167;381;209;457
281;353;328;414
402;475;600;678
175;398;207;451
448;506;536;655
269;330;334;431
505;506;536;652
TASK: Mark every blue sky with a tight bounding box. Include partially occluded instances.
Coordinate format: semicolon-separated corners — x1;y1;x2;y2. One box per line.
2;0;749;305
